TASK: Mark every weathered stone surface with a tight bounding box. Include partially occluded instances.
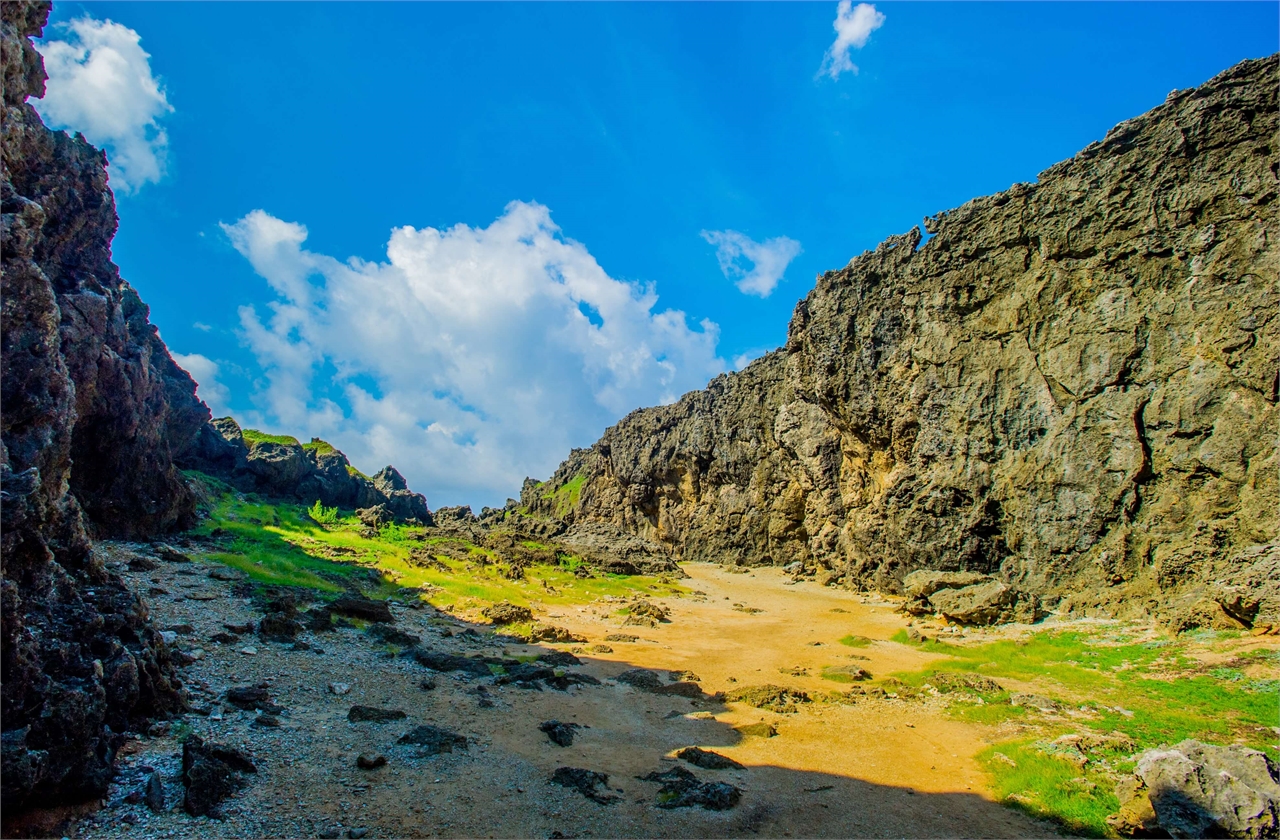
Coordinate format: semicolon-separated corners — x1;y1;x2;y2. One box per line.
2;1;189;812
1109;740;1280;838
903;570;991;599
523;56;1279;625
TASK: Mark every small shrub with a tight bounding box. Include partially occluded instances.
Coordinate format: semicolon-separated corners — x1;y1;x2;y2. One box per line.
308;500;339;524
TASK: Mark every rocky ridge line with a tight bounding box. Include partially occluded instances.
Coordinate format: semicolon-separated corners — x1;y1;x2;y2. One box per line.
524;55;1279;630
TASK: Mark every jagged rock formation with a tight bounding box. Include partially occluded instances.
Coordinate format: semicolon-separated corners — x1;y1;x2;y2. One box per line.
525;55;1279;626
180;416;432;523
2;1;195;812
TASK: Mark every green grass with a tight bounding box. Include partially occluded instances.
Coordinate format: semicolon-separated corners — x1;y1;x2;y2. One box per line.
346;464;371;481
889;625;1280;836
308;500;339;524
241;428;302;447
184;471;676;611
544;474;586;517
303;438;338;456
838;634;872;648
979;740;1116;837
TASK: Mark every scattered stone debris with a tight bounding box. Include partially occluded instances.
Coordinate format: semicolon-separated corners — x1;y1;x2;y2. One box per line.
526;622;587;643
539;720;584;747
639;765;742;810
225;684;282;713
823;665;872;681
726;684;811;713
398;725;468;755
930;672;1003;694
1009;693;1061;713
622;599;670;627
539;651;582;667
615;669;664;691
367;623;422;647
550;767;620;805
348;705;408;723
676;746;744;770
181;735;257;817
604;633;639;643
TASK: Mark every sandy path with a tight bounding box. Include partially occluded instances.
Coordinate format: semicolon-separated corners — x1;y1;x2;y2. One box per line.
62;555;1057;840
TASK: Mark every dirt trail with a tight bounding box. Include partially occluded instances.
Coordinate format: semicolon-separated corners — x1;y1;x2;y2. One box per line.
61;555;1057;840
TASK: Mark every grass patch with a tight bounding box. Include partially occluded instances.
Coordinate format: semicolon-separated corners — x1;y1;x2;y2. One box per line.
346;464;371;481
302;438;338;456
888;623;1280;836
980;740;1115;837
838;634;872;648
544;474;586;517
184;471;673;610
241;428;301;447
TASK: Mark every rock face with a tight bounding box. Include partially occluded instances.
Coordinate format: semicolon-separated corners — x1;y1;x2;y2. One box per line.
2;1;192;812
1109;740;1280;838
180;417;432;524
524;56;1279;625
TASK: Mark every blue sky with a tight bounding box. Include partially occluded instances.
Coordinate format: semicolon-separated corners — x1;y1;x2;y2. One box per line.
35;2;1278;508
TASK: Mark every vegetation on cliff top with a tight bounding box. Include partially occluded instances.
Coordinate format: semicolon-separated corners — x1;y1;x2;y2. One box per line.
240;428;302;447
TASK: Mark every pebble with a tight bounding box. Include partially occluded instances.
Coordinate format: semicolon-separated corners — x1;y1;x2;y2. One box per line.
239;646;258;656
330;682;352;696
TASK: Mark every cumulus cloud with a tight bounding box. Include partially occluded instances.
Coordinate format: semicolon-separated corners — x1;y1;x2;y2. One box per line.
221;202;725;508
818;1;885;80
172;352;231;417
701;229;802;298
34;16;173;192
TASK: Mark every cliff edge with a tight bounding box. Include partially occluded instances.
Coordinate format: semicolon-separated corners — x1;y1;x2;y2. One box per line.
2;1;198;811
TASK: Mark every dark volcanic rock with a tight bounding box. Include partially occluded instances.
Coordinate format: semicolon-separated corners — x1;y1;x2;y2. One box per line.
521;56;1280;626
181;735;256;817
397;725;467;755
330;595;394;623
640;766;741;810
539;720;583;747
2;5;192;813
677;746;745;770
482;601;533;625
550;767;618;805
347;705;408;723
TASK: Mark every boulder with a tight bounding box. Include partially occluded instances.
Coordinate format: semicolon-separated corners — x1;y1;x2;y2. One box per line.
482;602;533;625
902;570;992;599
329;595;394;623
1109;740;1279;838
181;736;256;817
927;580;1039;626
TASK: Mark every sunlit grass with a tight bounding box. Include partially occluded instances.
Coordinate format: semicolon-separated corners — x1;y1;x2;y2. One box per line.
184;472;679;612
888;623;1280;836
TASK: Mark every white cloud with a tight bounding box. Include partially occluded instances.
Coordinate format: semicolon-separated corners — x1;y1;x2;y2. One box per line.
34;16;172;192
172;352;231;417
818;1;886;80
221;202;725;508
701;229;802;298
193;321;212;332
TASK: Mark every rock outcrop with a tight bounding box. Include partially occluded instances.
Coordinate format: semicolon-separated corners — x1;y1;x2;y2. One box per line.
2;0;192;812
1108;740;1279;838
180;417;432;524
524;55;1279;626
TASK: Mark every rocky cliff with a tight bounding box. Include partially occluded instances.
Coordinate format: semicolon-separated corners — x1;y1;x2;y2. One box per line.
181;417;433;524
525;55;1279;629
2;1;196;811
